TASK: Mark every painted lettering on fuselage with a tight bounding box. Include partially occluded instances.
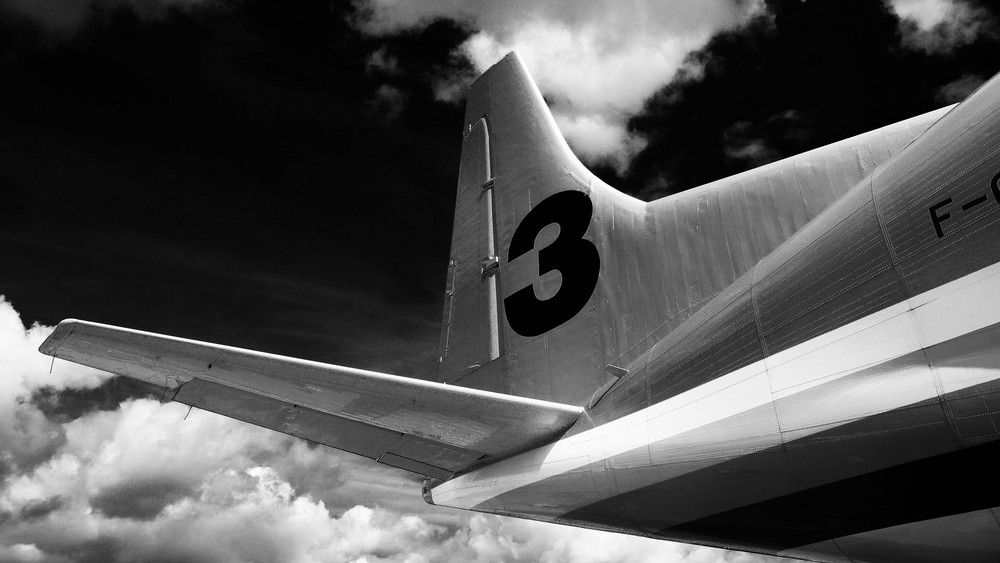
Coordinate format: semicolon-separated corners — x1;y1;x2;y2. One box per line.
928;171;1000;238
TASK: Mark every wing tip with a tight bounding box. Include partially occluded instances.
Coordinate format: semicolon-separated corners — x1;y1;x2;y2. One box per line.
38;318;83;356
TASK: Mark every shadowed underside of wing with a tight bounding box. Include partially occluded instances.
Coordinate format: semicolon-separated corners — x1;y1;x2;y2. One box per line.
38;320;583;479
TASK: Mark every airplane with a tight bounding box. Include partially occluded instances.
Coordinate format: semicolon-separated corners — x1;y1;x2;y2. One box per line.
39;52;1000;562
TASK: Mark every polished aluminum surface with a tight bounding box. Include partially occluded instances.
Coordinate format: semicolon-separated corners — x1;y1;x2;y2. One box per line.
432;54;1000;562
39;319;582;478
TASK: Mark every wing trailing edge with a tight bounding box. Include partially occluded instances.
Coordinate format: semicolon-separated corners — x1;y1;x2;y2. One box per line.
38;319;582;479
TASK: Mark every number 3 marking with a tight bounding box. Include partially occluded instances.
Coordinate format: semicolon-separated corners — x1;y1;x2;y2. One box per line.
504;190;600;337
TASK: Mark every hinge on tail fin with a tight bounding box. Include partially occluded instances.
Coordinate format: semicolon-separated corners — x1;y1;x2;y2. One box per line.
481;255;499;278
439;258;459;362
480;178;499;280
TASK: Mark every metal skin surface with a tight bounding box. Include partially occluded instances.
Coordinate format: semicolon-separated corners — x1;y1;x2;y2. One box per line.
430;54;1000;562
38;319;583;479
37;50;1000;562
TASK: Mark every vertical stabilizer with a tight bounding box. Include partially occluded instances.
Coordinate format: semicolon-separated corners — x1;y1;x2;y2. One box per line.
437;53;644;406
437;52;956;409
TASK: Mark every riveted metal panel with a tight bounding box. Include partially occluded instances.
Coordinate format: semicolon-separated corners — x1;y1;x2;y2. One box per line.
650;321;762;406
675;188;733;297
754;172;788;252
831;147;867;195
506;335;551;399
388;434;483;473
779;540;849;563
925;324;1000;446
593;232;625;364
674;194;708;309
175;378;405;460
639;227;672;334
874;73;1000;298
645;281;762;406
494;185;531;272
588;365;648;426
760;263;902;357
774;351;938;443
777;162;811;234
869;133;894;167
717;175;760;276
754;175;874;282
647;400;782;467
745;175;779;271
610;204;641;362
795;155;839;220
831;509;1000;563
544;314;606;406
752;179;907;355
651;199;693;315
378;453;452;480
493;462;607;521
879;107;952;155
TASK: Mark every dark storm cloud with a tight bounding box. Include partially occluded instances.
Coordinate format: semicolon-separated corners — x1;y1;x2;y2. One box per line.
92;479;194;520
607;0;1000;199
5;401;65;474
31;378;160;423
897;0;997;54
936;73;987;104
17;496;65;521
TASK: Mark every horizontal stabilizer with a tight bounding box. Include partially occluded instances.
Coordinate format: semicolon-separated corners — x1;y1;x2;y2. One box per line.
39;320;583;479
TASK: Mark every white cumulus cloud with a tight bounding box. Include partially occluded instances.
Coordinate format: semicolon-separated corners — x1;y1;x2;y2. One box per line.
891;0;954;29
891;0;997;53
356;0;761;172
0;297;777;562
551;111;649;172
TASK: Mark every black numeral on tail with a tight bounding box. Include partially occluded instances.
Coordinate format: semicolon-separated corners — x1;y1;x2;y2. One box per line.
504;191;600;337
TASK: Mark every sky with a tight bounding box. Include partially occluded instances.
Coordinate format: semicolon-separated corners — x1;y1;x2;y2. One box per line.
1;0;999;561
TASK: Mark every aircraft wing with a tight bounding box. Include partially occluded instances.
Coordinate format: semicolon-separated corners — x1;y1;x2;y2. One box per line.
38;319;582;479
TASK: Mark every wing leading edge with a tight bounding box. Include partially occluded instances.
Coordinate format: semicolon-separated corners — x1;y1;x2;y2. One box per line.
38;319;583;480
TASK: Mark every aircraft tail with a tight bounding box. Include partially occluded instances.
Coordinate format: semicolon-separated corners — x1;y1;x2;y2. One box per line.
436;52;643;406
